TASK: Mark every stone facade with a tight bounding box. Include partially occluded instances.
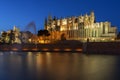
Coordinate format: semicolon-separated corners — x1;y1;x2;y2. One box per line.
44;11;117;42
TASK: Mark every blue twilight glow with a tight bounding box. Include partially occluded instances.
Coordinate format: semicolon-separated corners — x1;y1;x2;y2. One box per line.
0;0;120;33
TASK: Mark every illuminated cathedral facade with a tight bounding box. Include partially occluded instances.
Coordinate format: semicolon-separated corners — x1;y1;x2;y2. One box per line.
44;11;117;42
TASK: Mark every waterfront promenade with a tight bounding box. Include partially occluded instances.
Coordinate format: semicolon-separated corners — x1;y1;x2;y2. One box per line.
0;40;83;52
0;40;120;54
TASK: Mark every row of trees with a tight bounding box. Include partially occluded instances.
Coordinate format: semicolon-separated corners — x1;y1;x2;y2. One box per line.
37;29;67;42
37;30;50;37
0;29;67;44
37;30;50;43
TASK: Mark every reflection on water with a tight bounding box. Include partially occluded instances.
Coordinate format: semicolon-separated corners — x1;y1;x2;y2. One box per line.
0;52;120;80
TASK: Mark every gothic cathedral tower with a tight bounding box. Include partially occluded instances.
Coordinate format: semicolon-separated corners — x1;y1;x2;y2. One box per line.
90;11;95;24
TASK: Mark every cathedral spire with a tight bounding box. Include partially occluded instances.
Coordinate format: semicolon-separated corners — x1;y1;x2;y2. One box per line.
48;14;52;21
90;11;94;17
44;17;48;29
48;14;52;26
90;11;95;23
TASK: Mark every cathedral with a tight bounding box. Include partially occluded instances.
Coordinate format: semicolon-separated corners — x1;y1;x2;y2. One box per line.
44;11;117;42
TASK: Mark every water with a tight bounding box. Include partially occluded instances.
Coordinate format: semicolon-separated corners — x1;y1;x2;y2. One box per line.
0;52;120;80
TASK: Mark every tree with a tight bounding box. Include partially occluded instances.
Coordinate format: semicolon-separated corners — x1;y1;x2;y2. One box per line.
8;30;15;44
1;31;7;43
37;29;50;43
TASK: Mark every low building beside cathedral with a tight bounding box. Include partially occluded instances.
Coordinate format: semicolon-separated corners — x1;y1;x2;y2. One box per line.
44;11;117;42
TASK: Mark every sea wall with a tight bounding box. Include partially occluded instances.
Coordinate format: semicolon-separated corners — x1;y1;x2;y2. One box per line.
85;42;120;54
0;40;83;52
1;41;120;54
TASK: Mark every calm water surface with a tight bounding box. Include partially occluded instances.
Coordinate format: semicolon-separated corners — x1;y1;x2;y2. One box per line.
0;52;120;80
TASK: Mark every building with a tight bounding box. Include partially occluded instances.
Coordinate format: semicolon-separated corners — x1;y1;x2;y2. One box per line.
44;11;117;42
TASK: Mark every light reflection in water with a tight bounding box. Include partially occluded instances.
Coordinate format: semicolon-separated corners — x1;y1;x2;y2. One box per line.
36;52;44;72
0;52;3;55
0;52;120;80
46;52;52;68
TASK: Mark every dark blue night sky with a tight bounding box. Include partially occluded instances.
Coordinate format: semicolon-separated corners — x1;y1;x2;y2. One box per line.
0;0;120;33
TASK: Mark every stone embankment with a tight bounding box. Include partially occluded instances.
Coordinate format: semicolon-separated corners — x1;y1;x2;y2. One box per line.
0;40;120;54
0;40;83;52
85;42;120;54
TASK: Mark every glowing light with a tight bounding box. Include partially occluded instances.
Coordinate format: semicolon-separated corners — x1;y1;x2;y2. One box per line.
102;38;105;41
57;20;60;26
42;48;49;51
84;38;87;41
22;48;28;51
111;38;115;41
28;52;32;56
92;38;95;40
12;48;18;51
28;39;31;42
60;27;63;31
32;48;38;51
75;48;82;51
38;40;44;44
91;24;94;28
46;52;51;55
64;48;71;51
53;48;60;51
62;19;67;25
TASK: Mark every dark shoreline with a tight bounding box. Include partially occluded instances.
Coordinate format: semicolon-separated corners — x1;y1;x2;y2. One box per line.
0;41;120;54
85;42;120;54
0;42;83;52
